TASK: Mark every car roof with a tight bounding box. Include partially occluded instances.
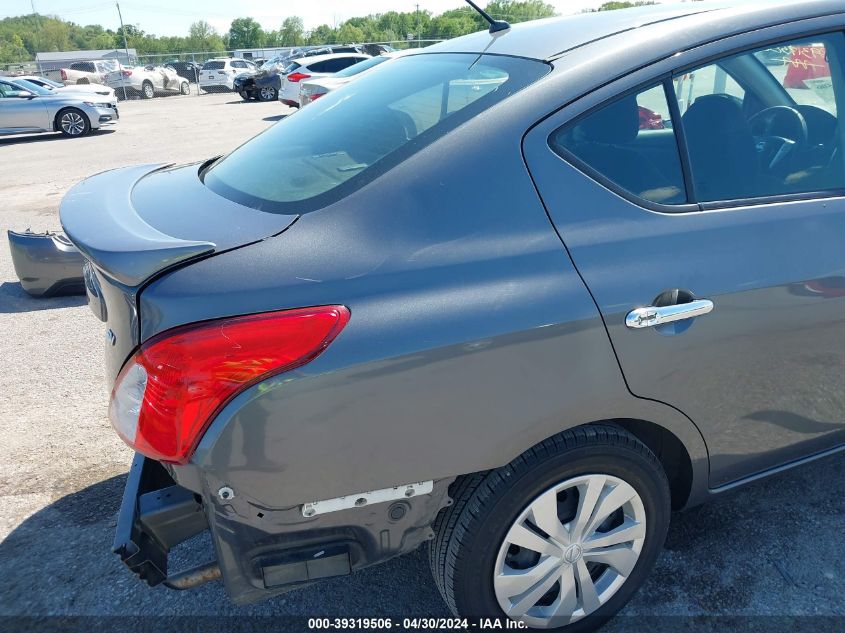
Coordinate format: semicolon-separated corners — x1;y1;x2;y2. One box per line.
425;0;843;61
296;52;370;66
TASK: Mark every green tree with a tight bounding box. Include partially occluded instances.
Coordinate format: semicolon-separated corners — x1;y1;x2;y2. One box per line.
485;1;556;23
187;20;225;53
227;17;263;49
336;23;365;45
592;1;656;11
0;32;27;63
308;24;337;45
280;16;304;46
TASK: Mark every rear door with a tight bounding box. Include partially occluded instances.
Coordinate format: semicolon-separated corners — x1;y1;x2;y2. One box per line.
524;27;845;487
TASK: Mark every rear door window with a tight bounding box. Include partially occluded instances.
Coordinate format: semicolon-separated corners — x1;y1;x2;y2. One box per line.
550;84;687;205
675;33;845;202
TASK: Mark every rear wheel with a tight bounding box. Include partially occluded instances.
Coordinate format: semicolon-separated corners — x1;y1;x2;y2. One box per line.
258;86;277;101
57;108;91;137
429;425;670;631
141;81;154;99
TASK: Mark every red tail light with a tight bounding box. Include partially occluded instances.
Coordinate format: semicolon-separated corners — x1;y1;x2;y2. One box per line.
287;72;311;83
109;305;350;464
310;92;325;102
60;69;67;81
121;70;133;77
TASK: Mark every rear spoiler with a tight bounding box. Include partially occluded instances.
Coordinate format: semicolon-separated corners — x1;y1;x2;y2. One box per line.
60;164;215;287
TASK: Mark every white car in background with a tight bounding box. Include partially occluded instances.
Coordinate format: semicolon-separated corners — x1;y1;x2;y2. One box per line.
11;75;115;98
298;52;407;107
278;52;370;107
199;58;257;92
106;65;191;99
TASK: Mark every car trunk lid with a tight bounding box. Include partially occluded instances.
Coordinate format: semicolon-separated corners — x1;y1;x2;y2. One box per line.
60;162;298;381
61;162;297;286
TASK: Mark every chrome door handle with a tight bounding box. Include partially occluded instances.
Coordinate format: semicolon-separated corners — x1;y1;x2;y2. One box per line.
625;299;714;329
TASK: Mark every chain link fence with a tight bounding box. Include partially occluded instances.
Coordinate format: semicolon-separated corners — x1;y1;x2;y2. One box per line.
1;40;444;100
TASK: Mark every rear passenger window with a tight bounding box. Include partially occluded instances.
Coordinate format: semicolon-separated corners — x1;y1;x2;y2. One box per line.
308;61;330;73
550;84;687;205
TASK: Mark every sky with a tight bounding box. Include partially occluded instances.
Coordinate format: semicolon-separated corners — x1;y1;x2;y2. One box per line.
2;0;663;37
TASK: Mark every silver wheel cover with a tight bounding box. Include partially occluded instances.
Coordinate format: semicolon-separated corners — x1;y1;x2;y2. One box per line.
60;111;86;136
260;86;275;100
493;474;646;629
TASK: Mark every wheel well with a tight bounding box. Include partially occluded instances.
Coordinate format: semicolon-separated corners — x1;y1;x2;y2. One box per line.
604;418;694;510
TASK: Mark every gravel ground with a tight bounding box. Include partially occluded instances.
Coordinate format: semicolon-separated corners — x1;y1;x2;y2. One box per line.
0;92;843;632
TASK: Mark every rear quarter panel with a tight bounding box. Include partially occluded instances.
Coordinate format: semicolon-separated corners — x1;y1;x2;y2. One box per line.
140;69;708;509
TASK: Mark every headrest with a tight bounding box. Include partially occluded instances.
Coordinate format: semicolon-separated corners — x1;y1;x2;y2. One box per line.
577;94;640;144
682;93;748;138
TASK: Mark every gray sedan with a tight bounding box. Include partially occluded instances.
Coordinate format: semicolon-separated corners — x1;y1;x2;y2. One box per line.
55;0;845;629
0;77;118;137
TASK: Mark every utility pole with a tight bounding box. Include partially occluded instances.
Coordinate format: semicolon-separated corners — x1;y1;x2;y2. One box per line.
415;3;420;48
31;0;41;73
116;2;129;100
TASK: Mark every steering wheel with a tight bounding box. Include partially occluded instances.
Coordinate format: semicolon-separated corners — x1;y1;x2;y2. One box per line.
748;106;809;173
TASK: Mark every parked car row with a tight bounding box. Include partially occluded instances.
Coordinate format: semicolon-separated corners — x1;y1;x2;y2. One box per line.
234;44;397;103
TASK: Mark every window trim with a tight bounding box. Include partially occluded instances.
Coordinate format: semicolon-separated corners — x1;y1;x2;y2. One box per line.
546;26;845;214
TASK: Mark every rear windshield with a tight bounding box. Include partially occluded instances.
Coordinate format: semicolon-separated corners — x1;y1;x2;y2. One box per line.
333;55;389;78
202;61;225;70
204;53;549;213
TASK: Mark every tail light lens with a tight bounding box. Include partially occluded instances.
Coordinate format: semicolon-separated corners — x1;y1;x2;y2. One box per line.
60;69;67;81
121;70;132;77
287;72;311;83
109;305;350;464
310;92;325;102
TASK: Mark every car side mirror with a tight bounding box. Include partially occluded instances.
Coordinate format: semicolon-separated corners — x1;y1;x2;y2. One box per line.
15;90;34;98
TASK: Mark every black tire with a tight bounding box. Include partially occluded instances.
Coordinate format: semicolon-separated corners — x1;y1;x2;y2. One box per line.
239;90;251;101
180;81;190;95
56;107;91;137
141;81;154;99
429;425;670;631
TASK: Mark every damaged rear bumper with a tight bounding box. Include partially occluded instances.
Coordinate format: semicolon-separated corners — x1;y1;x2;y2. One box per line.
114;453;452;604
113;453;213;588
7;230;85;297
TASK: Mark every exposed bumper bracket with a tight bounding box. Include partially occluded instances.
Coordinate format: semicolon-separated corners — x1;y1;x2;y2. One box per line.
113;454;211;588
